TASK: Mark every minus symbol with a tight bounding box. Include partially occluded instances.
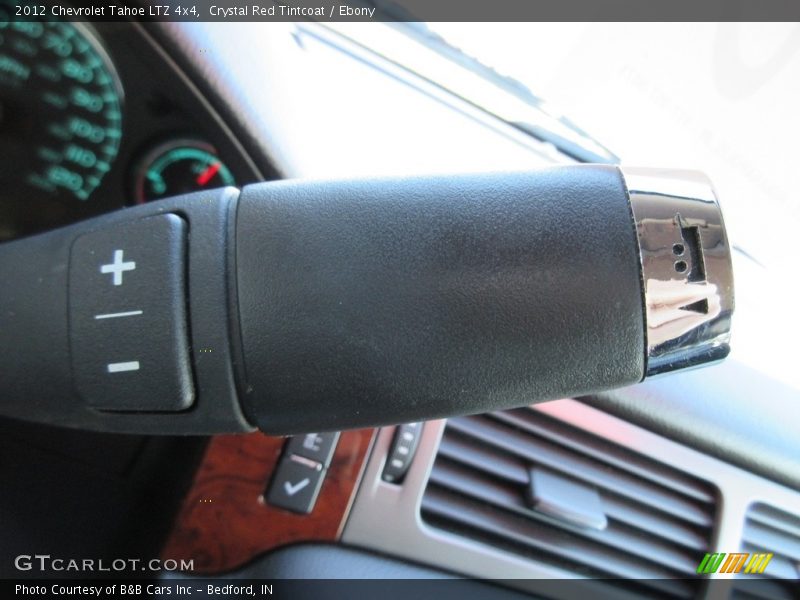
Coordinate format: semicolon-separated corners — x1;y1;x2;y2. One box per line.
107;361;140;373
95;310;143;320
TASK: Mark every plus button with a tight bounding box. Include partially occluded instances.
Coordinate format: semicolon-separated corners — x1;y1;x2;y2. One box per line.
100;249;136;286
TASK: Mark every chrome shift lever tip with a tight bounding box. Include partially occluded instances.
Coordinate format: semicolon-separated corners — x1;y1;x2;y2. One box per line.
619;166;735;378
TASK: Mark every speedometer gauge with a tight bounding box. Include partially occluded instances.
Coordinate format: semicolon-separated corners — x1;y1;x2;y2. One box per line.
0;17;123;239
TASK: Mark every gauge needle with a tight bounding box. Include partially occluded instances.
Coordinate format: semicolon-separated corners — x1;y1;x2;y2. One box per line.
196;162;221;186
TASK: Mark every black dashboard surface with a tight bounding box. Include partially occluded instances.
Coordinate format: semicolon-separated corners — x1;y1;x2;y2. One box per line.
585;356;800;491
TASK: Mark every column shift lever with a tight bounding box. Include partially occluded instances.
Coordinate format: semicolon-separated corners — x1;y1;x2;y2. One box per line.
0;165;733;434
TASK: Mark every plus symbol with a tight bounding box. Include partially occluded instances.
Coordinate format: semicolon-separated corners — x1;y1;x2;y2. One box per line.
100;250;136;286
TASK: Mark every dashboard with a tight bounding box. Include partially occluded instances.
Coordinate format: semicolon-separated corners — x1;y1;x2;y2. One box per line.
1;13;799;600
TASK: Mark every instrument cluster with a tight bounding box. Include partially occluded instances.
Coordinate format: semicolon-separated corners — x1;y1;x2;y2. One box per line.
0;14;266;242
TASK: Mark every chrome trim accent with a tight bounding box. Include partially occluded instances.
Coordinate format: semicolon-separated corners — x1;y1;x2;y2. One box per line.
342;400;800;592
619;167;735;377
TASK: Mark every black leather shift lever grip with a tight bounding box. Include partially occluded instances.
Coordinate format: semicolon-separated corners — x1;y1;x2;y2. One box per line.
235;167;646;432
0;165;733;434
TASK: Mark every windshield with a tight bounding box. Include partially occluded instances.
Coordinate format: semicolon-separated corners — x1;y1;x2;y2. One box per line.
426;23;799;270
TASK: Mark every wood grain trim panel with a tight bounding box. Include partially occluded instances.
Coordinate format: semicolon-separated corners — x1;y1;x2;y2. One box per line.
161;428;375;574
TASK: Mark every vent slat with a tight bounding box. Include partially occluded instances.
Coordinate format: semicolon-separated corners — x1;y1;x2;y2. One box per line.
740;545;798;580
743;522;800;563
734;504;799;599
439;442;709;551
421;408;716;595
429;459;701;575
746;505;800;540
437;434;528;484
604;495;709;552
447;416;713;527
428;458;522;513
494;409;715;504
422;487;695;599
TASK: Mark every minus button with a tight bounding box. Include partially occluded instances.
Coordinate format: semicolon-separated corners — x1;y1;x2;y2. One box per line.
107;361;140;373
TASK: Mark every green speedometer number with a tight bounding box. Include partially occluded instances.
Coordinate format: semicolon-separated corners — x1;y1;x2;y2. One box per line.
0;17;123;202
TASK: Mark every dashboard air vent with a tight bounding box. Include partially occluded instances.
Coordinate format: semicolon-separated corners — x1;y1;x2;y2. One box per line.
420;407;717;599
733;503;800;600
